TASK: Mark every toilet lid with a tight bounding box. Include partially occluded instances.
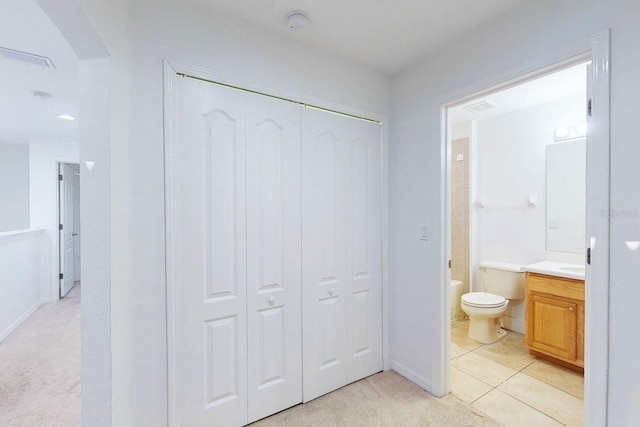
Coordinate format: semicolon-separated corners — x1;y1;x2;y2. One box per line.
461;292;506;308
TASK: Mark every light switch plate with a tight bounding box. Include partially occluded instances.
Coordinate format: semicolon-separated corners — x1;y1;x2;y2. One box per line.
420;225;430;241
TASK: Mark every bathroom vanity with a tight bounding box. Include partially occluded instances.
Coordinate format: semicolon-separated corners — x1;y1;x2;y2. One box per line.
523;262;585;372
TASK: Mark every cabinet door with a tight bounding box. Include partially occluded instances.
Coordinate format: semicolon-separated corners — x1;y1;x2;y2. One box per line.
577;302;585;364
527;294;577;361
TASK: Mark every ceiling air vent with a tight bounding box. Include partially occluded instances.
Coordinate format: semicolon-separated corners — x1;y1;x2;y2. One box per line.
0;47;56;69
464;100;497;113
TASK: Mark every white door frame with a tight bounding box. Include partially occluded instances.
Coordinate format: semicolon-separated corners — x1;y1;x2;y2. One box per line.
436;31;610;426
163;58;390;423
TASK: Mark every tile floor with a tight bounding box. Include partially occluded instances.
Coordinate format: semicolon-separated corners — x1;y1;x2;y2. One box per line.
451;319;584;427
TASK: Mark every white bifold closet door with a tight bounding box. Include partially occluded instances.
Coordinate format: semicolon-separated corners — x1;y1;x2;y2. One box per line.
245;93;302;423
301;108;383;402
168;77;302;427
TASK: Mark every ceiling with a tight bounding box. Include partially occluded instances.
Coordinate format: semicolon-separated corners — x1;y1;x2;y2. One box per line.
449;62;588;125
189;0;525;75
0;0;565;145
0;0;79;144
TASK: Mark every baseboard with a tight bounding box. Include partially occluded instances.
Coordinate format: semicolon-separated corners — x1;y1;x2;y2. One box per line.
0;298;46;342
389;359;433;394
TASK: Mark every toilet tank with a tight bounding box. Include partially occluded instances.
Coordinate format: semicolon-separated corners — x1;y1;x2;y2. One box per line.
479;261;525;300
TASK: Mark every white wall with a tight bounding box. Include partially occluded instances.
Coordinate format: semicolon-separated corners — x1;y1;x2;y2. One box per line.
69;1;391;424
473;94;585;332
0;142;30;232
0;229;47;341
390;0;640;424
451;121;472;140
29;136;79;301
76;56;112;426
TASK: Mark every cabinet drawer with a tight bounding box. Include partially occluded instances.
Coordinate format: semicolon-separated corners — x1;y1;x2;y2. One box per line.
526;272;584;301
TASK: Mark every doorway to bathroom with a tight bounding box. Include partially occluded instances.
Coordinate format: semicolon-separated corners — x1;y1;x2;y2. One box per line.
443;47;609;426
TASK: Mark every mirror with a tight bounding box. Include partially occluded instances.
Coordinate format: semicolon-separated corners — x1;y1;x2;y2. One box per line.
545;138;586;254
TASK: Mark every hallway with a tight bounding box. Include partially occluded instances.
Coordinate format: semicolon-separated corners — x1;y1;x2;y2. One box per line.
0;285;80;426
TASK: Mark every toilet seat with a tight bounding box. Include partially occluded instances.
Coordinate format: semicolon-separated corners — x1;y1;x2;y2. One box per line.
461;292;507;308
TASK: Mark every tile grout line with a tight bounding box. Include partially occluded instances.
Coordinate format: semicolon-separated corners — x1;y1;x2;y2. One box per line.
490;388;570;426
451;326;581;425
469;385;568;427
463;358;571;426
462;330;583;400
517;369;584;401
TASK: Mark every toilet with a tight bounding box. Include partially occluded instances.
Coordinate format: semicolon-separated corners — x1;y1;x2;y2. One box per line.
460;261;525;344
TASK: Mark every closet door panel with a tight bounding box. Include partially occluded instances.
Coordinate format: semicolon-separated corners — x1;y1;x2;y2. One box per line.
345;120;383;383
302;108;382;402
168;78;248;427
302;109;348;402
246;94;302;423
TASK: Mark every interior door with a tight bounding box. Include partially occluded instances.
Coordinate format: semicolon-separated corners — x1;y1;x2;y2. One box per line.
59;163;76;297
73;171;81;281
246;94;302;423
169;77;248;427
301;108;383;402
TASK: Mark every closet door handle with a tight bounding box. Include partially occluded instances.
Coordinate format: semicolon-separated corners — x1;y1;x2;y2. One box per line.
268;296;276;306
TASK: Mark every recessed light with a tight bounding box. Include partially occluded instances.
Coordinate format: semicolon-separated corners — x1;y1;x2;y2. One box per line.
58;114;76;121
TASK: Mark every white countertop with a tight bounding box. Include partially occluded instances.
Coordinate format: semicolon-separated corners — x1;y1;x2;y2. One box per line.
523;260;585;280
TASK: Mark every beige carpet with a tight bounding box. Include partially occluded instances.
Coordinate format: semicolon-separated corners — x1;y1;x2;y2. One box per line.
251;371;499;427
0;284;81;427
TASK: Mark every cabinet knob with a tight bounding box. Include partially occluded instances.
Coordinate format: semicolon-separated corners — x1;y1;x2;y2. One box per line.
328;288;335;296
268;296;275;306
568;306;575;312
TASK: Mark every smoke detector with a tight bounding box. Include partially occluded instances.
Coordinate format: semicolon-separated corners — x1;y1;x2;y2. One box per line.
286;11;309;30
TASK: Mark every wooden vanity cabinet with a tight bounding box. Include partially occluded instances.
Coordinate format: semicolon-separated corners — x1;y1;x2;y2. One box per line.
525;272;585;371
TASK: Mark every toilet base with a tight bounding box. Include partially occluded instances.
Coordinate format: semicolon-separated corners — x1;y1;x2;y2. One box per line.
468;317;502;344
